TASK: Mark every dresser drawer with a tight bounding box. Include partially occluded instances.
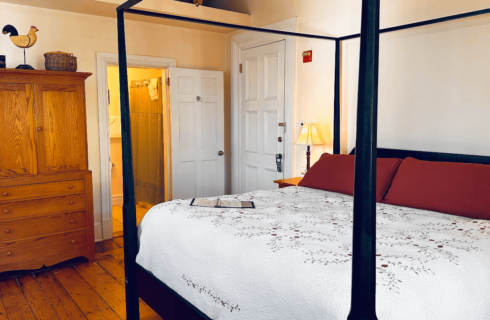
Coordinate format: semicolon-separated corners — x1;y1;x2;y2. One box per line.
0;180;85;202
0;211;86;241
0;230;87;266
0;194;86;221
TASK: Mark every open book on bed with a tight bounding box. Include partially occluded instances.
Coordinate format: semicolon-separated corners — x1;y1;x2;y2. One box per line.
190;198;255;209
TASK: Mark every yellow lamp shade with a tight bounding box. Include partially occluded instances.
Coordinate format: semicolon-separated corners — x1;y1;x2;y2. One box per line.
295;124;325;146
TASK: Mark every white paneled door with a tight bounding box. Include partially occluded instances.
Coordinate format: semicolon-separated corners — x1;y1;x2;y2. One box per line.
240;40;286;193
170;68;225;200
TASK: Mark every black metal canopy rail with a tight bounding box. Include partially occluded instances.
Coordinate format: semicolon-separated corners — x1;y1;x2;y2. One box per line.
116;1;490;319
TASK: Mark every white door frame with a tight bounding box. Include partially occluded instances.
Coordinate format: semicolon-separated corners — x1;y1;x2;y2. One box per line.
96;52;176;240
231;18;297;194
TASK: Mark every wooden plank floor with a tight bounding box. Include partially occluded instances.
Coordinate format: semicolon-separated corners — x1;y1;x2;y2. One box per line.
112;205;151;238
0;237;162;320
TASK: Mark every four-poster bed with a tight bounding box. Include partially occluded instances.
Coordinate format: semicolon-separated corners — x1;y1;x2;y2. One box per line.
116;1;490;319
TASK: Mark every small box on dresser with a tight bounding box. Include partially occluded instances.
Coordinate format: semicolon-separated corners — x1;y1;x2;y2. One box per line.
0;69;94;272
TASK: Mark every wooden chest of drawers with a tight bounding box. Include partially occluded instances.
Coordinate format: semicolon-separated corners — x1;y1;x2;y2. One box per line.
0;70;94;272
0;171;94;272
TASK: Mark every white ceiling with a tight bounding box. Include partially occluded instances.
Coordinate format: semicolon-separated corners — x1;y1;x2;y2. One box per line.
0;0;251;34
211;0;490;37
2;0;489;37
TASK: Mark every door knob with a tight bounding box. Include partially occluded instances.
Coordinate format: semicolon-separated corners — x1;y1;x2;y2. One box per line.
196;96;202;101
37;127;43;132
218;151;224;156
278;137;283;142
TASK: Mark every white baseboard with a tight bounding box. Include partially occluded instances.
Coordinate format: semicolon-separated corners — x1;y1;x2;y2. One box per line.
112;194;123;206
102;219;114;240
94;223;103;242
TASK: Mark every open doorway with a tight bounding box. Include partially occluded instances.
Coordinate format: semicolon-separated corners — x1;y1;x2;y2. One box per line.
96;53;176;241
96;53;226;240
107;66;169;237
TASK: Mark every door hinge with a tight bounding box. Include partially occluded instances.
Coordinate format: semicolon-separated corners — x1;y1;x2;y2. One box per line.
239;64;243;73
167;78;170;86
108;90;110;105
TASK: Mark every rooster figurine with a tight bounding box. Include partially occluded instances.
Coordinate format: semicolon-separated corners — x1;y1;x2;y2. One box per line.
3;25;38;48
2;25;39;70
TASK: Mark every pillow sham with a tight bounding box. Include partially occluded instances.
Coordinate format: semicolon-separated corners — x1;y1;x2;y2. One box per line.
382;157;490;219
298;153;402;202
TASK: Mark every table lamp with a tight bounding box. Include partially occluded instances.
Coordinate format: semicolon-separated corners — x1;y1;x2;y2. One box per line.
295;124;325;171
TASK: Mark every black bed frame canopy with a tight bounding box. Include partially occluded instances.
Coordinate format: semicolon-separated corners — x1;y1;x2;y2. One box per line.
116;1;490;319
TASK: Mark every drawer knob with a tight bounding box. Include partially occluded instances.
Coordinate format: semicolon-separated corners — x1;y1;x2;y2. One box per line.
37;127;43;132
68;185;74;189
5;229;9;234
2;192;8;197
3;210;8;214
69;201;74;205
71;240;76;244
70;219;74;223
6;252;11;256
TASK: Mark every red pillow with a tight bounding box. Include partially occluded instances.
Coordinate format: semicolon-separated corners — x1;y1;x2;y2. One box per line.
383;157;490;219
298;153;402;202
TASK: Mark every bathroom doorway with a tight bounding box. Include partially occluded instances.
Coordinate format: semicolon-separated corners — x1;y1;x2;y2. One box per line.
107;66;169;237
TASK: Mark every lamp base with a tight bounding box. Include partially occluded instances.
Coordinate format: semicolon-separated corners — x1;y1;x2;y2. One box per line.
16;64;35;70
306;145;311;171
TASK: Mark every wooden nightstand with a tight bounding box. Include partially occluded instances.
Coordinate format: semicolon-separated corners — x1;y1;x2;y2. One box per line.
274;177;303;188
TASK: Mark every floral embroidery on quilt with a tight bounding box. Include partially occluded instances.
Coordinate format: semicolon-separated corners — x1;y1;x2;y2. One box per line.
153;187;490;294
182;275;240;313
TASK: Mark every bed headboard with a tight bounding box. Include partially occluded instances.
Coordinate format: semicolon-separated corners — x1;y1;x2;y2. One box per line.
349;148;490;166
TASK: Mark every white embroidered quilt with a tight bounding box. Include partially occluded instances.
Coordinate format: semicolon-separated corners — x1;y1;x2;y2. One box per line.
137;187;490;320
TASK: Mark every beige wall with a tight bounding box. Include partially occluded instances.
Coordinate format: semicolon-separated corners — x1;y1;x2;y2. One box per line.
342;2;490;157
0;2;227;240
243;0;355;36
343;13;490;157
379;0;490;32
293;38;335;175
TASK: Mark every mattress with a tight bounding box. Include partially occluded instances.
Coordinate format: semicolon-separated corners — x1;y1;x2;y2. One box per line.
137;186;490;320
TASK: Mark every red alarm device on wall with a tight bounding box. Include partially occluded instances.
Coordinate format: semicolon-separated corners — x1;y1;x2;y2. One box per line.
303;50;312;63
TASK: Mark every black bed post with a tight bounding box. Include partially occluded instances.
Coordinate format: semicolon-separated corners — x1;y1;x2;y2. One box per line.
333;39;341;154
347;0;380;319
117;7;141;320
